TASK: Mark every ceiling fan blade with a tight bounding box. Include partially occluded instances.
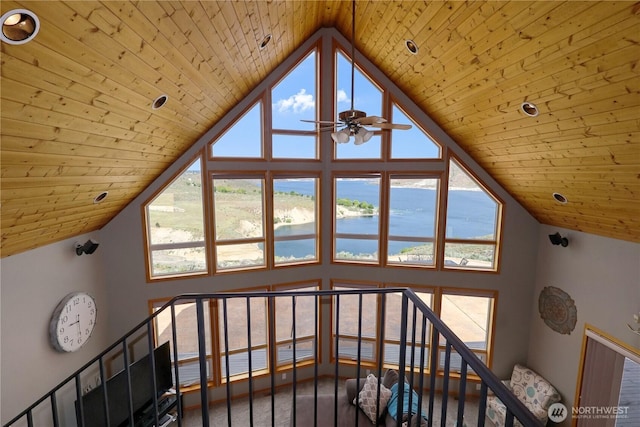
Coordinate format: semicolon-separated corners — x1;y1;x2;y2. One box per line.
355;116;387;125
370;123;412;130
301;119;341;125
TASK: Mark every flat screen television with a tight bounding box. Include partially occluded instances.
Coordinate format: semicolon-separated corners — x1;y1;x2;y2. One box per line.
76;341;173;427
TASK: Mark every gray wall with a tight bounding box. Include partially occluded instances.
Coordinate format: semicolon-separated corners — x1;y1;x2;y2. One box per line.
527;225;640;426
1;233;109;425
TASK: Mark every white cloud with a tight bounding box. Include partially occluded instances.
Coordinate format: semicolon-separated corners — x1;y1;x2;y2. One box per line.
274;89;315;114
336;89;350;104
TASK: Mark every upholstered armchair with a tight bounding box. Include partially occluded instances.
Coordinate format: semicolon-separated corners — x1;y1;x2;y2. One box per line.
486;364;562;426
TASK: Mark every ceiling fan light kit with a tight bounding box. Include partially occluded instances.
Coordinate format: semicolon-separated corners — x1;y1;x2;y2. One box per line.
302;0;411;145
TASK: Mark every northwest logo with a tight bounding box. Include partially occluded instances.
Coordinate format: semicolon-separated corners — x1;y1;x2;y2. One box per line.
548;403;568;422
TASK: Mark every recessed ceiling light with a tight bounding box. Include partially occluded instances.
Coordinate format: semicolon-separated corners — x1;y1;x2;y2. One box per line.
521;101;539;117
152;94;168;110
1;9;40;45
94;191;109;204
405;39;419;55
259;34;272;50
552;192;568;204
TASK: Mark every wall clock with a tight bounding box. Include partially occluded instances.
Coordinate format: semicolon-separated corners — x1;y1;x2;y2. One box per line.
49;292;97;352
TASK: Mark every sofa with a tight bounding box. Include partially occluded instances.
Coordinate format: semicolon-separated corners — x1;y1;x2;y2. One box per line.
291;370;428;427
486;364;561;427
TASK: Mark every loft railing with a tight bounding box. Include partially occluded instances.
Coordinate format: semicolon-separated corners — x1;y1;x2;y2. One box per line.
4;288;542;427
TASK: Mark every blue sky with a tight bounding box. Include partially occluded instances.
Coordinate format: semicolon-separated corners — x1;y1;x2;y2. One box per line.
209;49;439;160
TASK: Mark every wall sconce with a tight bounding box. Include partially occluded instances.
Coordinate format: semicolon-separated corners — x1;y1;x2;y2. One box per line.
75;239;100;256
548;232;569;247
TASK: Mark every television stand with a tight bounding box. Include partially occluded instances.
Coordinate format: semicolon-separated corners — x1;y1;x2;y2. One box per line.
135;392;182;427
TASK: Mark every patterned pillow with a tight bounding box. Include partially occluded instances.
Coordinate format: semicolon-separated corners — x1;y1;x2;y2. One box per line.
354;374;392;424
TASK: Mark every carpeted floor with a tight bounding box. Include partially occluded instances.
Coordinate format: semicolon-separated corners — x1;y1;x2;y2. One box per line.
180;378;481;426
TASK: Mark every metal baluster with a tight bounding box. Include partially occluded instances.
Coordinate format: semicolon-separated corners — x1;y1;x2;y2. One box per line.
122;340;134;426
246;297;254;426
333;294;340;427
147;322;160;427
376;293;387;424
50;393;59;427
441;342;452;427
478;381;488;427
171;302;183;427
268;296;276;427
196;298;210;427
397;294;408;427
291;295;297;426
416;314;427;426
456;359;467;427
354;293;363;427
222;298;232;427
313;294;319;427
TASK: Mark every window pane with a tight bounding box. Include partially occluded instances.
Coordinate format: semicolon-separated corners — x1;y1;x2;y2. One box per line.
216;243;265;270
277;339;315;365
153;300;213;385
335;50;382;160
444;242;496;269
275;290;318;341
213;178;265;240
273;178;317;237
221;348;268;377
211;102;262;158
383;292;433;343
146;158;206;277
335;238;378;262
272;134;317;159
273;177;318;264
334;177;380;261
336;338;376;362
219;297;268;352
440;294;492;351
272;51;316;132
150;247;207;276
336;51;382;118
333;288;377;338
446;160;499;240
335;134;382;159
387;178;437;265
390;105;441;159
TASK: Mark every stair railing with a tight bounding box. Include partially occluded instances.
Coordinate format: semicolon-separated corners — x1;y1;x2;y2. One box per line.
4;288;541;427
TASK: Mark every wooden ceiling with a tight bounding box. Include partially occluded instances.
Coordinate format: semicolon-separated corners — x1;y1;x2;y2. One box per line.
1;1;638;257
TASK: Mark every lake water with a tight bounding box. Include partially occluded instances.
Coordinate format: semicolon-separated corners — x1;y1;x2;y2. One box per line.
273;180;497;257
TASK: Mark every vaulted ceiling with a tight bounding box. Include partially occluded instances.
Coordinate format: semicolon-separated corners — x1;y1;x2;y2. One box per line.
1;1;638;257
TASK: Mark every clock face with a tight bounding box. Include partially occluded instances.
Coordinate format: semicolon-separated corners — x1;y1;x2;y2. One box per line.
49;292;97;352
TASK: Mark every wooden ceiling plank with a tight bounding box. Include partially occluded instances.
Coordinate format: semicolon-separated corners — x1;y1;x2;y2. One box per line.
1;189;137;210
0;163;162;179
484;152;639;168
2;203;123;230
1;99;183;154
1;78;190;145
2;128;172;167
0;181;140;200
436;4;636;114
164;2;250;102
1;175;152;189
54;0;221;118
0;149;167;170
98;0;228;110
0;45;206;133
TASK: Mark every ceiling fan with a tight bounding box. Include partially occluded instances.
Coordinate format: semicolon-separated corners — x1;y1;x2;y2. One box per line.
302;0;411;145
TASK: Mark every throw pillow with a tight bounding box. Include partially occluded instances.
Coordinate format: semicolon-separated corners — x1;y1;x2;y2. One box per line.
354;374;392;424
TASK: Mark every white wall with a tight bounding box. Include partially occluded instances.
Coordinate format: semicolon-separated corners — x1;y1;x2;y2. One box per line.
527;225;640;425
0;233;109;425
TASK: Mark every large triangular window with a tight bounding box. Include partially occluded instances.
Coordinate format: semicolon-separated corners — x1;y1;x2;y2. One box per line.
444;157;503;271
